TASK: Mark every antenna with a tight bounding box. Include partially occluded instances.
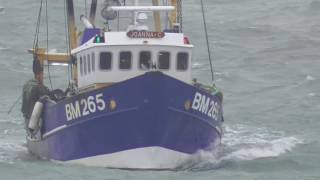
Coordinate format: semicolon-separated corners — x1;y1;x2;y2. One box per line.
200;0;215;83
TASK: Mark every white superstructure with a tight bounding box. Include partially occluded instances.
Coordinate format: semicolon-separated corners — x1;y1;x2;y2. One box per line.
72;18;193;89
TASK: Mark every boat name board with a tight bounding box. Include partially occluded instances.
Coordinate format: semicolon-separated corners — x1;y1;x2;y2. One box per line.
191;92;220;121
65;93;106;121
127;31;165;39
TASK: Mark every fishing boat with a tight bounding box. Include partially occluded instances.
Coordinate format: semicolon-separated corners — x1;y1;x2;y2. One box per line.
26;0;224;169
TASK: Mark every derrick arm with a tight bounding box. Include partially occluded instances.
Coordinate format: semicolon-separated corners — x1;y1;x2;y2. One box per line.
28;49;70;64
29;0;78;86
89;0;98;25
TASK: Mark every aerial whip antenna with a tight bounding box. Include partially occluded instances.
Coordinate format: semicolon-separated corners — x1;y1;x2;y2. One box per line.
200;0;215;82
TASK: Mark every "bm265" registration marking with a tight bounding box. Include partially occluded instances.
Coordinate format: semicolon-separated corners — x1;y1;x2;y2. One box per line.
191;92;220;121
65;93;106;121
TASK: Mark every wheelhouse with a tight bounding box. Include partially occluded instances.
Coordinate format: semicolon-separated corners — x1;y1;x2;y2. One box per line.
73;31;193;90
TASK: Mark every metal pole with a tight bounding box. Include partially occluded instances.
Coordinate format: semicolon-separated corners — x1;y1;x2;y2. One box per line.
89;0;97;25
200;0;214;82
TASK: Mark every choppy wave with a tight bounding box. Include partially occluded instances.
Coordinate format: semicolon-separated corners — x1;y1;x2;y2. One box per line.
0;141;28;164
221;137;301;161
179;124;303;170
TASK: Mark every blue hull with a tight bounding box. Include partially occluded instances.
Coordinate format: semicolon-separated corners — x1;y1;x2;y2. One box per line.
27;72;223;168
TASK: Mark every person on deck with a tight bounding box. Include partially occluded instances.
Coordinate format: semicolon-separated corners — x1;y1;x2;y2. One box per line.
21;60;50;127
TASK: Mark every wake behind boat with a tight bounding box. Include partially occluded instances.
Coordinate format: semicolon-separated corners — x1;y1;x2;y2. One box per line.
23;0;224;169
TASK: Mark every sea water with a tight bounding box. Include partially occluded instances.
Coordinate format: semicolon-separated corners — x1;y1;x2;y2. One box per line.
0;0;319;179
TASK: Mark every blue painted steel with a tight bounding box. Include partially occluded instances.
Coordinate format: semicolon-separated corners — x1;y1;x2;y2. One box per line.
27;72;223;162
81;28;100;44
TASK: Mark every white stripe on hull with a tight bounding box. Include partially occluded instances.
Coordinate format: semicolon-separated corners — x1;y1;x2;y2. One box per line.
62;147;191;169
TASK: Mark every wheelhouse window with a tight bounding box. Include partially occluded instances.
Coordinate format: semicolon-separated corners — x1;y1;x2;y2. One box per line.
139;51;151;70
87;54;91;73
177;52;189;71
100;52;112;70
119;51;132;70
91;53;95;72
83;55;87;75
158;51;170;70
80;56;83;76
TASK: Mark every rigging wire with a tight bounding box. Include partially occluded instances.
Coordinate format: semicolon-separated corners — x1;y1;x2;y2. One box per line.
177;0;182;32
33;0;43;52
85;0;88;17
200;0;215;82
9;0;45;115
45;0;53;90
64;0;72;87
7;95;22;114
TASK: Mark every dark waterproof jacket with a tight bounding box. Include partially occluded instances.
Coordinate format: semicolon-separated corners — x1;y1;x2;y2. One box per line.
21;79;49;120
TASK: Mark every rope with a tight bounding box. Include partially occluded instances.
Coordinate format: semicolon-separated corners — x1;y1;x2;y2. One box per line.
7;95;22;114
200;0;215;82
45;0;53;90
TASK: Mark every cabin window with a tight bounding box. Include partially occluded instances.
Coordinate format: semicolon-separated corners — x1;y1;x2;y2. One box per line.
158;51;170;70
177;52;189;71
87;54;91;73
139;51;151;70
84;55;87;75
119;51;132;70
100;52;112;70
92;53;95;72
80;56;83;76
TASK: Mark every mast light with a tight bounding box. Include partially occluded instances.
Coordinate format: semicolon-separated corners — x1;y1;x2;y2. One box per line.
94;35;105;43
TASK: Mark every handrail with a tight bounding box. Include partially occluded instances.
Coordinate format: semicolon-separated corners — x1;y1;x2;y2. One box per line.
108;6;175;11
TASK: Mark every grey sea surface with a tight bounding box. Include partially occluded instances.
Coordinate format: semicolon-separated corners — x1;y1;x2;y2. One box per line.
0;0;319;179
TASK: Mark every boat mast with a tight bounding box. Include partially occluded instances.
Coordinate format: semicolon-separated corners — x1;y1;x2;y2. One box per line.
66;0;77;49
152;0;161;32
66;0;79;84
169;0;177;28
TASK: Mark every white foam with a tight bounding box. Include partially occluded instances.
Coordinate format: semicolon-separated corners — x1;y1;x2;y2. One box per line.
221;125;303;161
308;93;316;97
306;75;315;81
182;125;303;170
221;137;303;161
192;62;204;69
